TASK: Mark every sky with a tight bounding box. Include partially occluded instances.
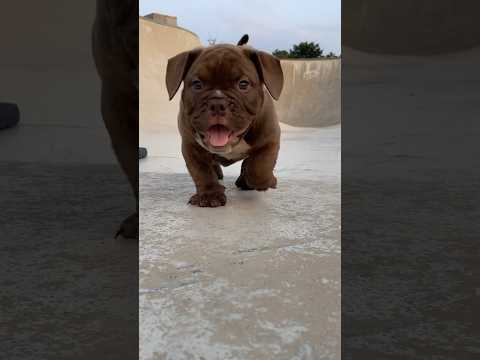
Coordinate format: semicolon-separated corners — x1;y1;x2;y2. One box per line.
139;0;341;55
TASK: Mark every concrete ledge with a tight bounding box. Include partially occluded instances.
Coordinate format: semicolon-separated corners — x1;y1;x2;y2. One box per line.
143;13;178;27
140;15;200;41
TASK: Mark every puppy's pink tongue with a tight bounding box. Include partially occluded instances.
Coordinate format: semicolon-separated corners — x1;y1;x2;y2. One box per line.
207;126;230;147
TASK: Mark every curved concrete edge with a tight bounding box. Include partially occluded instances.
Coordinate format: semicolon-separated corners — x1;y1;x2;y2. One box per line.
140;17;202;131
141;16;201;42
277;59;340;127
140;17;341;130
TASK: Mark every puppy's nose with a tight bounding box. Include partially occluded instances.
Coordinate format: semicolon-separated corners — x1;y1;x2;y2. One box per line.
208;99;227;117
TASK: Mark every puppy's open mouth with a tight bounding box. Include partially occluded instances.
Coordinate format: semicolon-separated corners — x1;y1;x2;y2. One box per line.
205;124;233;147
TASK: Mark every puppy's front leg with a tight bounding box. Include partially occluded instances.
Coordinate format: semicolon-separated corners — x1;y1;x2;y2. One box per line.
182;141;226;207
236;141;279;191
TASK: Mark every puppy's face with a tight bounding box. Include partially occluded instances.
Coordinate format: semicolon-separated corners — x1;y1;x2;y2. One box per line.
166;45;283;153
183;47;263;152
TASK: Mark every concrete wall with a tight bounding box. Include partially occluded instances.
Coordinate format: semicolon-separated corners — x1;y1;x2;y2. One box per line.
0;1;96;67
140;17;202;130
343;0;480;55
143;13;177;27
277;59;340;127
0;1;101;126
0;1;116;163
140;15;341;130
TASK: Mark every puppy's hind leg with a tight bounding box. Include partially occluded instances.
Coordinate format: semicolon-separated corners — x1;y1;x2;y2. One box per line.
213;162;223;180
235;160;253;190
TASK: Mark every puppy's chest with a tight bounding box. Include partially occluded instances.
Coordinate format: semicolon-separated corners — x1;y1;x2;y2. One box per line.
219;139;251;161
195;135;251;162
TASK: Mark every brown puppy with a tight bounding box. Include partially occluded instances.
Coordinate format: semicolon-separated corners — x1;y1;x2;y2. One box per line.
92;0;138;237
166;37;284;207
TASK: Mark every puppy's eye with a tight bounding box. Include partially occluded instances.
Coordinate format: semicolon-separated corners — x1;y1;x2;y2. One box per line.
192;79;203;90
238;79;250;90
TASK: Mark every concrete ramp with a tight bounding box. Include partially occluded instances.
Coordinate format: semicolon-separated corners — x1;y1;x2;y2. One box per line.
140;17;202;130
139;16;340;130
278;59;340;127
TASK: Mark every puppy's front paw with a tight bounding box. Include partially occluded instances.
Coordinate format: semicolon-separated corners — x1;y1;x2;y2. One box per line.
189;191;227;207
115;212;138;239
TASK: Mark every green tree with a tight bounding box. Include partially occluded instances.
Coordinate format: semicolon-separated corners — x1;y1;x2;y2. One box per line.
289;41;323;58
272;49;290;59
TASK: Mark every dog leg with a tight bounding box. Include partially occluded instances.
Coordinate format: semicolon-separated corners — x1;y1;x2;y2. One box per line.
183;142;226;207
213;162;224;180
236;142;278;191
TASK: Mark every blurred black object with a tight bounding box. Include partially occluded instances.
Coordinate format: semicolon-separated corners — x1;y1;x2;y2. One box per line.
237;34;249;46
139;147;147;159
0;103;20;130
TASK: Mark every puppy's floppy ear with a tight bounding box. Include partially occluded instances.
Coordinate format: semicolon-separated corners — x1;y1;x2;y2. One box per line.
248;50;284;100
166;48;202;100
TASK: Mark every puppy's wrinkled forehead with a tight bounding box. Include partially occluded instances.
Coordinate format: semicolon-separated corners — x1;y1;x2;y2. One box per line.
189;47;258;85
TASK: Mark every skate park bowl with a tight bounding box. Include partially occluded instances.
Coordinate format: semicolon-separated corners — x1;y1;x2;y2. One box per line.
139;14;341;359
139;15;341;132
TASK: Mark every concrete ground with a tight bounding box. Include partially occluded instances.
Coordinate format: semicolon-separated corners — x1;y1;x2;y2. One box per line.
139;15;341;359
139;124;341;359
341;46;480;358
0;86;138;360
